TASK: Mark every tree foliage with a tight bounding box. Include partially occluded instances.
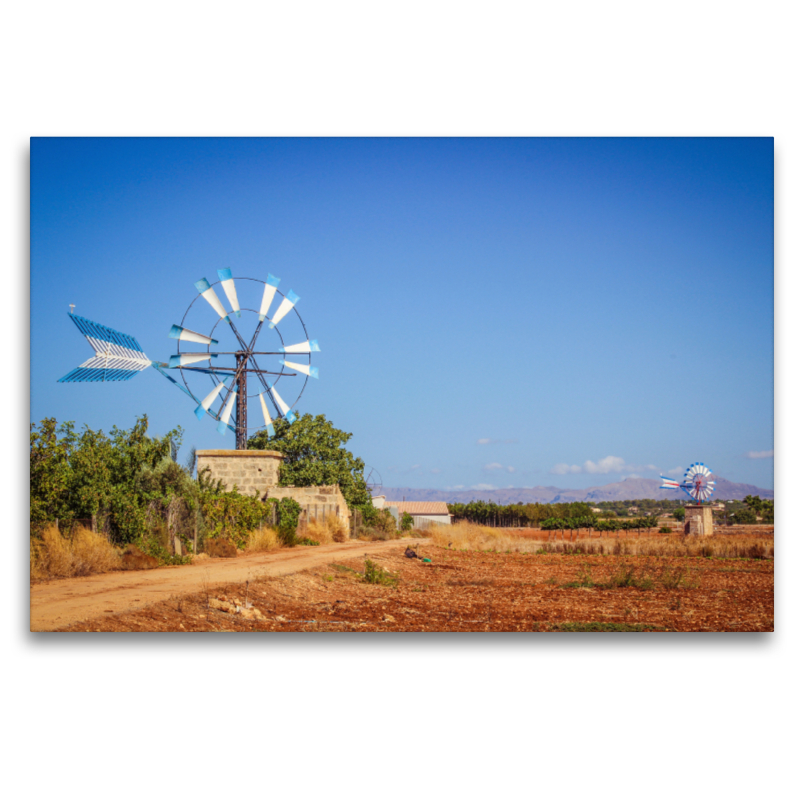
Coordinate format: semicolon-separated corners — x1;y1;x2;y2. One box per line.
743;495;774;523
447;500;594;526
247;413;370;508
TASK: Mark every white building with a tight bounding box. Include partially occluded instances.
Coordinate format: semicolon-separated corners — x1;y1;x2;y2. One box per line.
387;501;452;527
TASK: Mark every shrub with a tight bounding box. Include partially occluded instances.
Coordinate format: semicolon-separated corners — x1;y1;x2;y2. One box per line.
31;524;121;581
201;492;274;549
604;564;654;590
205;538;238;558
120;544;159;570
400;512;414;532
561;562;595;588
277;497;302;546
659;565;696;589
246;526;281;553
307;514;348;544
363;558;397;586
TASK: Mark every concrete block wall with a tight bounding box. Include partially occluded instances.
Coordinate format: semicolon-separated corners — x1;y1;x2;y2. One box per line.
196;449;351;524
196;450;284;497
266;484;351;521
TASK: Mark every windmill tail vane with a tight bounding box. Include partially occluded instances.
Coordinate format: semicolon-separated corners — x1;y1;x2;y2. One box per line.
58;270;319;449
660;462;716;503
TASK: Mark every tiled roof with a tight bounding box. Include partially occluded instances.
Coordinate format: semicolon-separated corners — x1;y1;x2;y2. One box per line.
387;501;451;515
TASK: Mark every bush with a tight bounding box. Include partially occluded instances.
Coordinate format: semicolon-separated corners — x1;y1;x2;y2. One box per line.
201;492;274;549
400;512;414;532
732;507;757;525
245;526;281;553
307;514;348;544
363;558;397;586
31;524;121;581
277;497;302;546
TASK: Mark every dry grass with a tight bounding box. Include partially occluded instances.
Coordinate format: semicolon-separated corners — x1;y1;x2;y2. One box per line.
532;534;773;559
428;521;529;552
31;524;121;581
429;522;774;560
245;526;281;553
307;515;349;544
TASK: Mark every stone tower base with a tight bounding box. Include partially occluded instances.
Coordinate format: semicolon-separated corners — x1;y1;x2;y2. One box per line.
684;504;714;536
196;450;284;496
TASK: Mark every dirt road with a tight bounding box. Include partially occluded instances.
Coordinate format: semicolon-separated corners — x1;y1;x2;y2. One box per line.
30;538;427;632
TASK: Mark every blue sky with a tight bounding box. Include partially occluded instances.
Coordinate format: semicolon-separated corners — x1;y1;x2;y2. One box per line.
31;137;774;491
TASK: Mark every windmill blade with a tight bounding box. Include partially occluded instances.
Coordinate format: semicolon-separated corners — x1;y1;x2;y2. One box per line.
660;477;680;489
169;325;219;346
217;269;242;318
259;393;275;436
169;353;218;368
216;388;238;434
279;359;319;379
195;278;230;323
259;274;281;321
268;290;300;329
195;377;230;420
281;339;320;353
58;313;151;382
268;383;297;423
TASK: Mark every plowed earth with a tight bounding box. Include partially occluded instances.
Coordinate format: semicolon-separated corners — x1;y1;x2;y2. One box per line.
54;543;774;632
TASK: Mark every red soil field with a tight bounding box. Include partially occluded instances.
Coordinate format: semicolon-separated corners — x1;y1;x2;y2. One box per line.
55;542;774;632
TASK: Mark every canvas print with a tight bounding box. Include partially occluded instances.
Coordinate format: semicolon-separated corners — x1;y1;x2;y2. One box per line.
30;137;774;632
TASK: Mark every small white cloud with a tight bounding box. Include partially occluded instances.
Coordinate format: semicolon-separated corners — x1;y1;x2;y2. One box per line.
506;466;516;473
471;483;496;490
550;463;582;475
409;464;420;470
477;438;518;445
583;455;627;474
746;450;774;459
665;466;684;477
550;456;656;476
484;462;504;471
445;484;465;490
477;438;492;445
429;468;442;474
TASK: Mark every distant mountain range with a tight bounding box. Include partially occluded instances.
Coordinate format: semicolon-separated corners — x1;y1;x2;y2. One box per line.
381;477;773;504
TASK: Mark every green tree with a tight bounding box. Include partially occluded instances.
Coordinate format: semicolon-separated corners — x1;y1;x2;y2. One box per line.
400;511;414;531
743;494;774;523
247;413;370;508
30;418;77;524
732;506;757;525
672;507;685;522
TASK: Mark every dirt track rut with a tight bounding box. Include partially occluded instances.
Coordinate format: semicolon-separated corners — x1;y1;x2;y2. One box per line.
30;538;427;632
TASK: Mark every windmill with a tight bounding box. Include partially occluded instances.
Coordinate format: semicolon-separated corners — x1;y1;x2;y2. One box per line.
59;270;319;449
364;466;383;496
660;463;716;503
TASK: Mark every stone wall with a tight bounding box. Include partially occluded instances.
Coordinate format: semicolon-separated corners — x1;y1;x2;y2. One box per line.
195;449;351;524
196;450;284;496
266;484;351;522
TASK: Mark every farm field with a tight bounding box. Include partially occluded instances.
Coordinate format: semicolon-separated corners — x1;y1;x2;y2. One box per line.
52;536;774;632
